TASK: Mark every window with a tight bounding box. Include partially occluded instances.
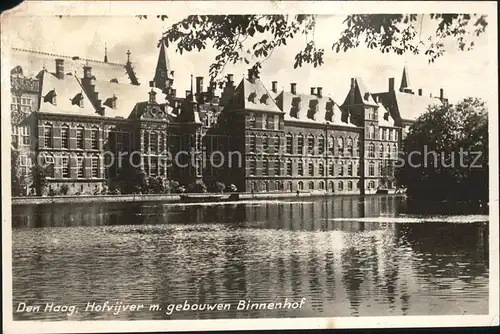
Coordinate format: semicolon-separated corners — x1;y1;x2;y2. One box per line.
346;137;353;156
250;159;256;175
319;163;324;176
159;133;165;153
379;162;383;176
76;126;84;149
337;137;344;156
393;144;398;159
348;181;353;191
338;181;344;191
309;181;314;190
266;116;274;130
369;162;375;176
329;136;335;155
329;181;334;191
368;124;375;139
286;133;293;154
369;181;375;189
150;132;158;154
262;159;269;176
91;156;99;178
338;161;344;176
61;125;69;149
21;126;30;146
298;181;304;191
318;135;325;155
143;131;150;152
274;159;280;176
368;143;375;158
307;134;314;155
44;124;53;148
248;113;256;128
286;160;292;176
298;161;304;176
308;162;314;176
297;134;304;154
319;181;325;190
274;135;280;151
386;144;391;159
77;156;84;178
355;139;360;157
379;143;384;158
150;157;158;176
347;162;353;176
91;127;99;150
389;129;393;141
249;134;256;152
380;128;384;140
394;130;398;142
328;161;334;176
263;135;269;151
62;156;69;178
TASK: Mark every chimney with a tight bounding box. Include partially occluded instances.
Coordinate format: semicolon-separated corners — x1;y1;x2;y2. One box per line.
374;95;379;103
310;87;316;95
227;74;234;85
271;81;278;93
171;88;177;97
149;89;157;104
389;77;395;92
196;76;204;95
247;69;256;82
290;83;297;95
186;90;191;98
317;87;323;97
418;88;422;96
83;65;92;79
440;88;444;100
55;59;64;79
349;78;356;104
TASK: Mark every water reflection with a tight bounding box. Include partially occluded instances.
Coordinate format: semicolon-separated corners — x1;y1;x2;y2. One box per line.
12;195;489;320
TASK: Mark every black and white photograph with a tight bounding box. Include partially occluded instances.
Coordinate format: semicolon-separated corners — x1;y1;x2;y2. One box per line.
1;1;498;333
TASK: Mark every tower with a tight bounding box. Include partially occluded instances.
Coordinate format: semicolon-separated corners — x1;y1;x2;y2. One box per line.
399;66;413;94
104;43;108;63
152;38;174;93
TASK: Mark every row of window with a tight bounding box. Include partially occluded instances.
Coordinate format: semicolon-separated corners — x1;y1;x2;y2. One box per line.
42;155;100;178
366;125;398;141
251;180;360;192
12;125;31;146
248;113;279;130
249;160;361;177
43;124;99;150
249;133;360;156
367;142;399;158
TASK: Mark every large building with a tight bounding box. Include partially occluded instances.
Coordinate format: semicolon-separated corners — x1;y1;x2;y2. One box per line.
9;41;448;196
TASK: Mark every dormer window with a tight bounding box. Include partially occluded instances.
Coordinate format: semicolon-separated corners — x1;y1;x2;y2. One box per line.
260;94;269;105
248;92;257;103
149;89;157;104
44;89;57;106
111;95;117;109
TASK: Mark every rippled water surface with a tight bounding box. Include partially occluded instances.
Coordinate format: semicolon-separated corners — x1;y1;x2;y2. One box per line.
12;195;489;320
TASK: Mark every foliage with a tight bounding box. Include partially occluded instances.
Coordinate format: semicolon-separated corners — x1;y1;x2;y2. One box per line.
117;166;148;194
187;180;208;193
397;97;488;201
142;14;488;82
227;184;238;192
212;181;226;193
169;180;181;193
59;184;70;196
147;176;170;194
11;149;31;196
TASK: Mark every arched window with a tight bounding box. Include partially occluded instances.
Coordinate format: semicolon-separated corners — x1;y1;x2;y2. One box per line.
338;160;344;176
318;135;325;155
309;181;314;190
262;159;269;176
265;181;270;192
274;159;280;176
319;163;325;176
369;142;375;158
298;181;304;191
308;162;314;176
263;134;269;151
329;161;334;176
61;155;70;178
329;135;335;154
91;155;99;178
329;181;334;191
76;125;84;149
348;181;353;191
43;123;53;148
337;137;344;156
369;161;375;176
287;181;293;191
307;134;315;154
338;181;344;191
298;161;304;176
274;135;280;151
286;133;293;154
286;159;293;176
347;161;353;176
379;143;384;158
249;133;256;152
346;137;353;156
319;181;325;190
76;155;84;178
297;134;304;154
249;158;257;175
91;126;99;150
393;143;398;159
61;124;70;149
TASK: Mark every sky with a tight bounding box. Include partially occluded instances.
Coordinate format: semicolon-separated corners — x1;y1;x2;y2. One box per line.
6;14;492;104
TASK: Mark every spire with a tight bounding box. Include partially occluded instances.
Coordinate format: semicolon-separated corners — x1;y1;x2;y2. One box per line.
104;43;108;63
126;49;131;64
190;74;194;94
152;38;173;92
400;65;411;92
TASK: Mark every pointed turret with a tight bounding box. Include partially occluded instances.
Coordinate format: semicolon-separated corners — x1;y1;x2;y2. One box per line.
104;43;108;63
399;66;412;93
152;38;173;93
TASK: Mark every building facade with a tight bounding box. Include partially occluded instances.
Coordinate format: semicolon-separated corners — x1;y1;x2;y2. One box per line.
9;42;448;196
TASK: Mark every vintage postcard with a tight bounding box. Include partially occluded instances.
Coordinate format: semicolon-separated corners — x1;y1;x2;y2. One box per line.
1;1;498;333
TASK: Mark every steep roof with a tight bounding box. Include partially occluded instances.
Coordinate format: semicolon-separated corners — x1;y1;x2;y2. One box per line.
92;80;167;118
400;66;411;91
377;102;395;127
342;77;378;107
232;77;283;113
38;70;98;117
394;92;443;121
12;48;133;85
277;91;357;127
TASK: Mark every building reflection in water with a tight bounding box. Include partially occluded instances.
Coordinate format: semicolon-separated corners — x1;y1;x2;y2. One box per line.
12;195;489;320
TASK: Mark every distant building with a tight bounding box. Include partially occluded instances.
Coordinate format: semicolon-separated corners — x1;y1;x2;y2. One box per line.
9;42;447;196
